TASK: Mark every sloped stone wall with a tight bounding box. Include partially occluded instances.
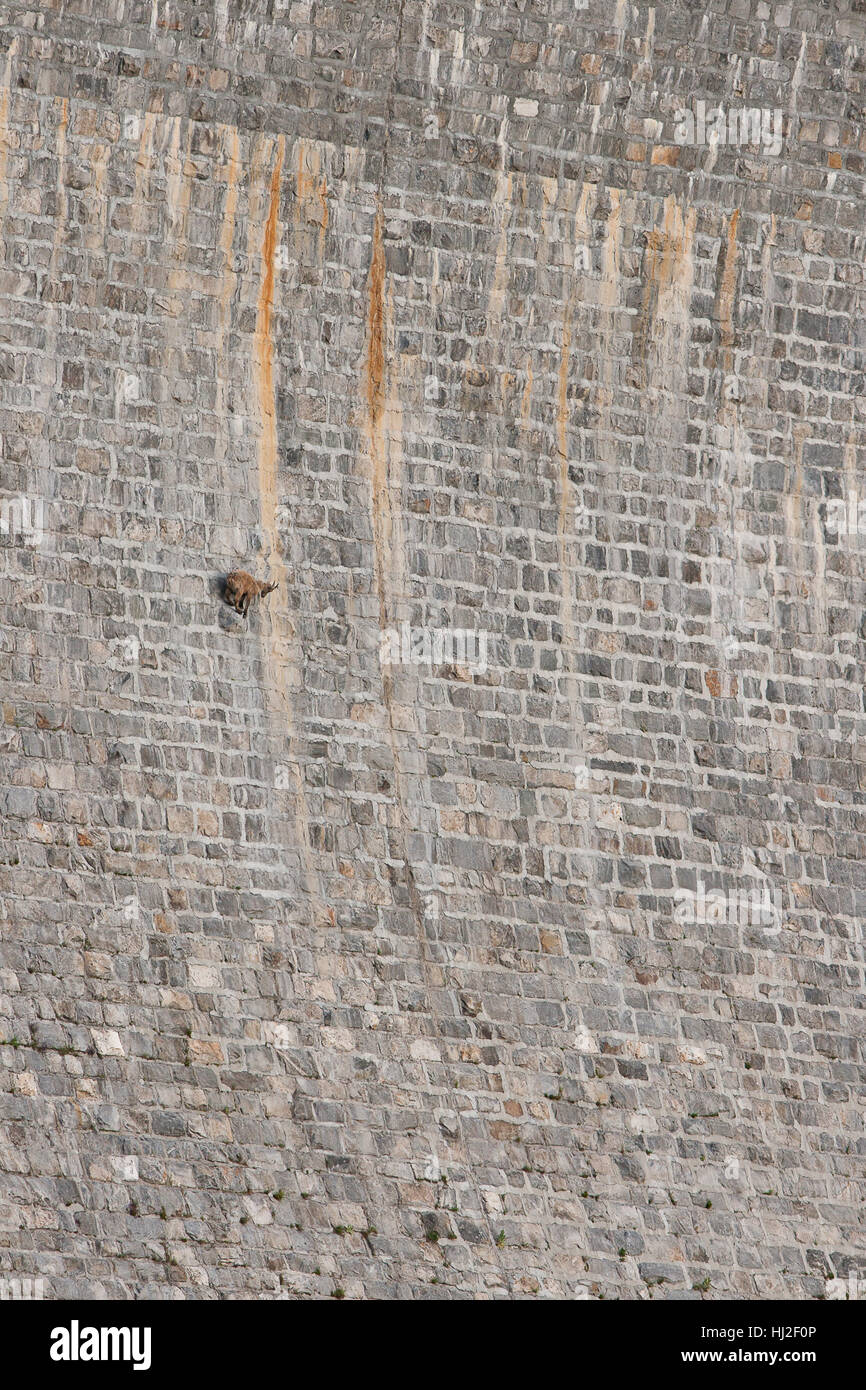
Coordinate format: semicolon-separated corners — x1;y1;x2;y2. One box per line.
0;0;864;1299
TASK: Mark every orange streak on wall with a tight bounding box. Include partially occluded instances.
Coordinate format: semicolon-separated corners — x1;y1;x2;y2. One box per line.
166;121;195;291
49;98;68;275
557;182;593;554
295;141;328;264
85;142;110;251
56;99;68;212
132;112;156;237
217;128;240;336
251;135;323;917
255;136;285;567
366;205;386;428
521;358;533;429
215;127;240;447
634;195;695;385
365;204;392;628
0;41;16;226
219;128;240;280
717;208;739;364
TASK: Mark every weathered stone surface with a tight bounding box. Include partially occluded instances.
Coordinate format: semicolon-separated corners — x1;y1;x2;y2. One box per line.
0;0;864;1300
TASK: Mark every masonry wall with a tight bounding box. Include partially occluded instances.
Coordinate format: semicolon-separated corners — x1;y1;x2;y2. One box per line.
0;0;864;1300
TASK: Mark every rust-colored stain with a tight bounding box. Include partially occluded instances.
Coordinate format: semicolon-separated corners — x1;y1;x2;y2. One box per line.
715;208;739;361
487;171;513;322
220;132;240;253
364;203;395;628
218;127;239;319
597;189;622;415
557;181;592;548
366;204;386;431
56;98;68;164
215;127;240;442
499;370;517;409
136;111;156;170
360;202;428;959
0;44;15;225
164;118;184;233
600;190;621;306
132;112;157;235
255;135;284;562
85;142;110;251
539;175;559;264
634;196;696;379
704;670;722;698
167;119;195;290
251;135;324;919
295;141;328;263
521;358;534;427
555;180;596;758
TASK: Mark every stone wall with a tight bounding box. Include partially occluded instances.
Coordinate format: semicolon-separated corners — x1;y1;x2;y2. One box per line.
0;0;864;1299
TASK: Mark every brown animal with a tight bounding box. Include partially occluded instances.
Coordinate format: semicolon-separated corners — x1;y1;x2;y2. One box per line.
224;570;278;617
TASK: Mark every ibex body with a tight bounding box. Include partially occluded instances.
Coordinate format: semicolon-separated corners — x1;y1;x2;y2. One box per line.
224;570;278;617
